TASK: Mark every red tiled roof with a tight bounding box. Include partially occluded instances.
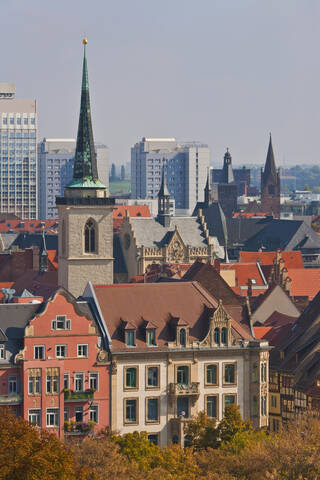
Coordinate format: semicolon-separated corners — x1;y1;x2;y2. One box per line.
239;251;304;269
47;250;58;270
0;219;58;234
93;281;254;352
233;212;269;218
287;268;320;300
221;263;266;287
254;324;293;346
113;205;151;232
253;326;272;339
231;286;267;297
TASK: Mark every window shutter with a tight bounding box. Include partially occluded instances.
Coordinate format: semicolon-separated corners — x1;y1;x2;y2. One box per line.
52;320;56;330
66;319;71;330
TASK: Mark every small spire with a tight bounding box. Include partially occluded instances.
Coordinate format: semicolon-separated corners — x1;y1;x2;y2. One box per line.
39;226;48;274
204;168;211;205
158;166;170;197
263;133;277;179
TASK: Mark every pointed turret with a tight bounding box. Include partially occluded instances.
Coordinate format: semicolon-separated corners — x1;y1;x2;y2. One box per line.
204;169;211;206
263;134;277;181
157;166;171;227
66;38;106;192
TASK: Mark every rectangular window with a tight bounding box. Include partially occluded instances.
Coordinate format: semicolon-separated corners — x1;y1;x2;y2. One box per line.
75;373;84;392
64;407;69;422
271;395;277;408
89;372;99;391
177;366;189;385
146;366;159;388
28;409;41;426
34;345;45;360
24;118;28;125
125;367;137;389
224;363;236;385
28;376;41;395
224;394;236;410
75;406;83;422
125;330;135;347
146;329;156;346
64;373;70;389
52;316;71;330
0;344;4;359
125;399;137;423
77;344;88;358
206;395;218;418
56;345;67;358
46;376;59;394
177;396;189;418
46;408;59;427
205;364;218;386
8;376;17;394
89;405;98;423
146;398;159;422
148;434;158;445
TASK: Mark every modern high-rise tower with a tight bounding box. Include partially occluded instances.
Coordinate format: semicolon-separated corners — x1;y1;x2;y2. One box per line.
131;138;210;215
56;39;114;297
0;83;37;218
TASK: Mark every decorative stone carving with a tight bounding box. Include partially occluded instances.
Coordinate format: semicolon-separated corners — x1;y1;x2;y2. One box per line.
111;361;117;374
199;300;235;347
14;348;26;364
97;348;108;363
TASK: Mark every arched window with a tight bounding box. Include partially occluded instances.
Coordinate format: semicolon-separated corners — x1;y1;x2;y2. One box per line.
214;328;220;345
84;219;96;253
221;327;227;345
180;328;186;347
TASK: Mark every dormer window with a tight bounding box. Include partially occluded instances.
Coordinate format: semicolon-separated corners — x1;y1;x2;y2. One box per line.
179;328;186;347
126;330;135;347
147;329;156;346
221;327;227;344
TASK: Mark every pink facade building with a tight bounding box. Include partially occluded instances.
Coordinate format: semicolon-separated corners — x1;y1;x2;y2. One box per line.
0;289;110;439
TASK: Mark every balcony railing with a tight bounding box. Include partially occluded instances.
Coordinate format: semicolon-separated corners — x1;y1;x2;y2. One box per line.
169;382;200;396
0;394;22;405
64;421;94;435
63;389;94;402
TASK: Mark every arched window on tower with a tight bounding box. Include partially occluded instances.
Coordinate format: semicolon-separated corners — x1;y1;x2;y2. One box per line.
84;219;96;253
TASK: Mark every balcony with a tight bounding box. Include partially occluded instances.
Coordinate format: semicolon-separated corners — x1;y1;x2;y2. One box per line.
64;421;94;435
169;382;200;397
0;394;22;405
63;389;94;402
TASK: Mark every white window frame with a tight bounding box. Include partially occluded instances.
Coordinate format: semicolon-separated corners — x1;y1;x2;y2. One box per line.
64;372;70;389
89;405;98;423
51;315;71;331
46;408;59;427
77;344;88;358
28;409;41;426
34;345;45;360
55;345;67;358
75;406;84;422
74;372;84;392
0;344;5;359
89;372;99;391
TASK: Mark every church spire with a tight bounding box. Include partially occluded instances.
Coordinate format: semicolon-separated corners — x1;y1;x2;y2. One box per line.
263;133;277;180
157;166;171;227
204;168;211;205
67;38;105;189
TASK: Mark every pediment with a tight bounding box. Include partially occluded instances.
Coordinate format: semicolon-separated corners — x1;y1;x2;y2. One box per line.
167;228;186;263
199;300;235;347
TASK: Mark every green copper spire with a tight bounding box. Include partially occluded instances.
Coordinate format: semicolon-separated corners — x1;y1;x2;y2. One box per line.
67;38;106;189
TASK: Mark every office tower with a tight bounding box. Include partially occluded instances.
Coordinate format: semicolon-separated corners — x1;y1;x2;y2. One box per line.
38;138;109;219
131;137;210;215
0;83;37;219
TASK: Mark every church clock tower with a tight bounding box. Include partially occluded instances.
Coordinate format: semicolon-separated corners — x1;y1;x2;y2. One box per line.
56;38;114;297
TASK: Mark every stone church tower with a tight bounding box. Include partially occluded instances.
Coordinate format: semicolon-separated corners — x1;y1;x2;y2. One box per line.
260;135;280;218
56;39;114;297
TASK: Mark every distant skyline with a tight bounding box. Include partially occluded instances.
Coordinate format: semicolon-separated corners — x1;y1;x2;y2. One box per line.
2;0;320;166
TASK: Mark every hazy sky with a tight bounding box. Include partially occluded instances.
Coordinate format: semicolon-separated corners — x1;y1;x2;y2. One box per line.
2;0;320;166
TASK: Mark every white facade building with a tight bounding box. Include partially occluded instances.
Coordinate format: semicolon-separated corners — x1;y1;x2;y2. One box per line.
131;138;210;215
0;83;37;219
38;138;109;219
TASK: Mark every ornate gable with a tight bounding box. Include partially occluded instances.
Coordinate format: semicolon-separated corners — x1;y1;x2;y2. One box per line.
199;300;236;347
166;227;186;263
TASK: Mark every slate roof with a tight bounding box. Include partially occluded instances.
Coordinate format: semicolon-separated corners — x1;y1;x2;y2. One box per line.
0;303;40;364
193;202;228;245
91;281;254;352
1;233;58;251
129;217;208;248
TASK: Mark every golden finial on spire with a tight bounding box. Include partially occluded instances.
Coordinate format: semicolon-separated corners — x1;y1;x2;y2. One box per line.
83;37;88;45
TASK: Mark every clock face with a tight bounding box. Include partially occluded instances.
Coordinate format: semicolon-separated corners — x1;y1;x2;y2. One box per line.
124;234;131;250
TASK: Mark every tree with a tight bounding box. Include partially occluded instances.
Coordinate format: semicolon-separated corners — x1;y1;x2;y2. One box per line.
0;408;76;480
120;165;125;180
183;411;219;450
112;431;162;473
217;404;252;446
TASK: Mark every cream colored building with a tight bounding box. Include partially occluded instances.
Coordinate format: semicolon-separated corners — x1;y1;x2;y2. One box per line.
84;281;270;447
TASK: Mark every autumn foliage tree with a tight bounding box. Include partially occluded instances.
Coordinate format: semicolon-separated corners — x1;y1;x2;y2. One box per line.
0;408;76;480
